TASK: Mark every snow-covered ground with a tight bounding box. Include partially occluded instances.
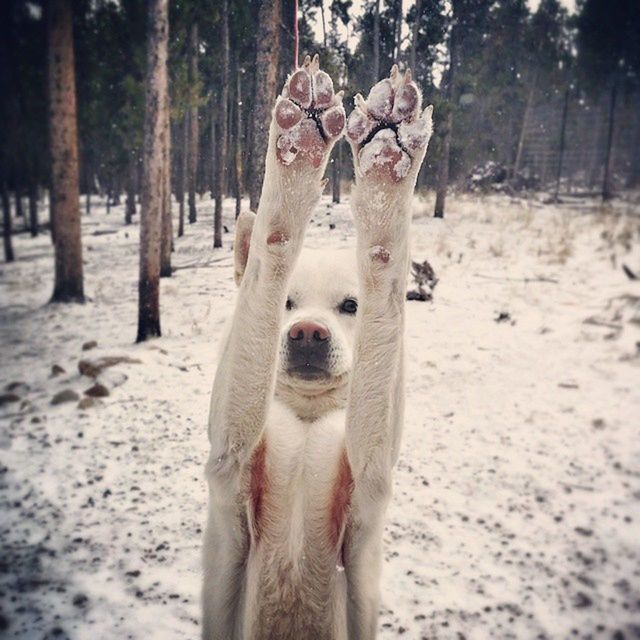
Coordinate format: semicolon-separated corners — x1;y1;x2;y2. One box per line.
1;192;639;639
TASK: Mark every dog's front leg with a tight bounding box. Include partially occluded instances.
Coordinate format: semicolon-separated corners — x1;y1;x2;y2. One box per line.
202;55;345;640
343;67;433;638
208;54;345;465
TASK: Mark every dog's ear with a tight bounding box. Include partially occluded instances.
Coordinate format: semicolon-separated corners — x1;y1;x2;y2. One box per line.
234;211;256;286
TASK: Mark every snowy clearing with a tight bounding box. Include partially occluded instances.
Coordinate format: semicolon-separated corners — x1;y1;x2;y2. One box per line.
1;193;639;639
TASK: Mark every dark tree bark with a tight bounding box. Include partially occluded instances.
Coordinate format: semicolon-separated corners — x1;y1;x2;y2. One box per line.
15;190;24;219
214;0;229;248
553;88;570;202
234;51;243;219
177;113;187;237
125;151;137;224
512;71;538;181
602;81;617;201
160;82;172;277
249;0;281;211
332;140;342;203
137;0;169;342
48;0;84;302
409;0;422;73
434;11;458;219
2;183;14;262
28;180;38;237
373;0;380;83
187;21;199;223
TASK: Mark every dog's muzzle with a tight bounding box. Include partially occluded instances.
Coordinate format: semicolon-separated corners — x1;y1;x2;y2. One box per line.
286;320;331;380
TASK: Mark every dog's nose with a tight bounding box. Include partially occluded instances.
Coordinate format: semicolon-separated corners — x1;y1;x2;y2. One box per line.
288;320;330;343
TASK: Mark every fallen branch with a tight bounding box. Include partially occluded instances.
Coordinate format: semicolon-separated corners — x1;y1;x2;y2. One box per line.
473;272;559;284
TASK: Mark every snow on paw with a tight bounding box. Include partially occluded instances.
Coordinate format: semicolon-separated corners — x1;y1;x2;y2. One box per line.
359;129;411;183
274;54;345;168
275;98;303;130
347;66;432;183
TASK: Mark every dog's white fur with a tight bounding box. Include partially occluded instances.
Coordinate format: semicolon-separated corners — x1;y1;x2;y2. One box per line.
202;66;432;639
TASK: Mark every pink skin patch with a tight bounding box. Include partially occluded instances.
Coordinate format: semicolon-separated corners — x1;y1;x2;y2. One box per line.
249;438;268;543
313;70;334;109
346;108;373;144
266;231;289;246
366;79;394;121
329;450;353;548
288;69;312;108
391;83;420;123
321;106;346;139
275;99;303;130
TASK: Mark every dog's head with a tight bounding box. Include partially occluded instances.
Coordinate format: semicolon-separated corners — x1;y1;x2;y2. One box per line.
234;213;358;420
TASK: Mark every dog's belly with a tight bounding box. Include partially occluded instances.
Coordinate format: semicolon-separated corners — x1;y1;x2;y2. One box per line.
243;401;351;639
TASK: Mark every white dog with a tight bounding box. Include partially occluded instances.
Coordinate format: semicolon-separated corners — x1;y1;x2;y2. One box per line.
202;55;433;640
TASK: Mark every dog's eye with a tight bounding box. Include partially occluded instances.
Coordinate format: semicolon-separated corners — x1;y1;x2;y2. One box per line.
339;298;358;314
286;297;295;311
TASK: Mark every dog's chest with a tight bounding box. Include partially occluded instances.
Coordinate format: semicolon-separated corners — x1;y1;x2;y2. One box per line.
249;401;349;558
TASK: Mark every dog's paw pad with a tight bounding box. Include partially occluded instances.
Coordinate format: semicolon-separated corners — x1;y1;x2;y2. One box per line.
274;54;345;168
347;66;432;182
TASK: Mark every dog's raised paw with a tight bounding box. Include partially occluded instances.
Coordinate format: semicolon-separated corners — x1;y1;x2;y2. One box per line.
347;67;433;183
274;54;346;168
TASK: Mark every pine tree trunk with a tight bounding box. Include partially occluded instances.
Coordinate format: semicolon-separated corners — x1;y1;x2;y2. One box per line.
15;190;24;218
137;0;169;342
332;141;341;203
28;180;38;237
602;81;617;202
214;0;229;248
512;71;537;181
160;82;172;276
394;0;402;62
249;0;281;211
2;182;14;262
553;88;570;202
409;0;422;73
125;151;137;224
187;21;199;224
178;113;187;237
434;13;457;219
48;0;84;302
85;192;91;215
627;103;640;188
234;51;243;219
373;0;380;83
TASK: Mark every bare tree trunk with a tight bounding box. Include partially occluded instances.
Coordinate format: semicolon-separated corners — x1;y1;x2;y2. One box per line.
373;0;380;83
137;0;169;342
28;180;38;237
178;113;187;237
332;140;342;203
627;107;640;188
320;1;327;47
553;88;570;202
2;182;14;262
15;190;24;218
434;14;457;219
394;0;402;62
160;78;172;276
249;0;281;211
234;51;243;219
214;0;229;248
48;0;84;302
85;192;90;215
187;21;199;224
602;81;617;201
409;0;422;73
512;71;538;180
125;150;136;224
